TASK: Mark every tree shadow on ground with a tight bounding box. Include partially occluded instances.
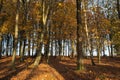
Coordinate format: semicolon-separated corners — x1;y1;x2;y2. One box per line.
0;57;34;80
49;57;82;80
49;57;120;80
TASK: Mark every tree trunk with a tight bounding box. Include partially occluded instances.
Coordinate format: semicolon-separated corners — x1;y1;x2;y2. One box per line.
51;39;53;56
71;40;75;58
58;40;62;56
6;35;9;56
109;34;113;57
0;0;3;13
34;44;42;67
34;33;43;67
102;41;106;56
117;0;120;19
0;36;2;58
32;40;34;56
20;40;24;61
28;38;31;57
89;37;95;66
55;40;58;57
11;0;20;68
62;40;65;58
76;0;84;70
97;42;101;64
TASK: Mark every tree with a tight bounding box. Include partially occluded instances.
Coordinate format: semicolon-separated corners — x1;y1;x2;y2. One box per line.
11;0;20;68
76;0;84;70
117;0;120;19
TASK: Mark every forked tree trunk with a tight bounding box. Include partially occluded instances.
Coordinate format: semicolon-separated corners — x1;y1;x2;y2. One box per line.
34;0;50;66
34;33;43;67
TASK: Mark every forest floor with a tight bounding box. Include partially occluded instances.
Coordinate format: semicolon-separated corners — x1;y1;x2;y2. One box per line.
0;56;120;80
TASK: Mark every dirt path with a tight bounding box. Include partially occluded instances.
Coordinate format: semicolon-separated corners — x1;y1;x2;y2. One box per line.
11;63;65;80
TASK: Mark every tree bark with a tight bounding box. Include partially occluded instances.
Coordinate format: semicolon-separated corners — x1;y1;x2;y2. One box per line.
71;40;75;58
0;35;2;58
11;0;20;68
117;0;120;19
20;40;24;62
76;0;84;70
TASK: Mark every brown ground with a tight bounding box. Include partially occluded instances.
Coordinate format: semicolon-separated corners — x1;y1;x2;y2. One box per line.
0;56;120;80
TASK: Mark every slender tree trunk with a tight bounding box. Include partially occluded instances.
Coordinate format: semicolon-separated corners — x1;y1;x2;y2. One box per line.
109;34;113;57
107;34;111;56
20;40;24;61
23;39;26;56
117;0;120;19
102;41;106;56
32;40;34;56
28;38;31;57
11;0;20;68
10;35;13;56
0;0;3;58
71;40;75;58
0;36;2;58
19;38;21;57
68;40;70;57
51;39;53;56
76;0;84;70
63;40;65;58
0;0;3;13
108;44;111;56
97;41;101;64
55;40;58;57
6;37;9;56
58;40;62;56
61;40;64;57
0;1;3;55
83;0;95;65
89;37;95;66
